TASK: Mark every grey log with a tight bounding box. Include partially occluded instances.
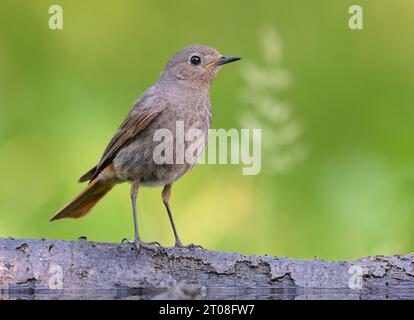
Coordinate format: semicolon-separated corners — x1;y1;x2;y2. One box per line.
0;237;413;299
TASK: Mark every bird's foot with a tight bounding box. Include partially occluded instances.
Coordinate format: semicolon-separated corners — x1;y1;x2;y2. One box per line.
175;242;203;250
121;238;161;250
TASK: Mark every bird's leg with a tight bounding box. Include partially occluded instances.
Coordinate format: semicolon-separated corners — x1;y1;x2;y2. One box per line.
162;184;203;249
127;181;160;249
130;181;141;247
162;184;182;246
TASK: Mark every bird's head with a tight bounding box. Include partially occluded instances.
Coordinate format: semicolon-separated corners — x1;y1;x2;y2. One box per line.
159;45;241;91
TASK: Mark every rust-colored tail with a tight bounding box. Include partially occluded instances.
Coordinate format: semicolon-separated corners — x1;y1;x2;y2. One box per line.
50;172;115;221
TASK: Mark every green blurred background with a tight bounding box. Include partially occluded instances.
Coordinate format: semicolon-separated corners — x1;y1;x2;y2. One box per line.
1;0;413;260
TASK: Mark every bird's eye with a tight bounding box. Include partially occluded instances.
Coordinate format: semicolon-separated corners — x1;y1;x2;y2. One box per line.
189;55;201;65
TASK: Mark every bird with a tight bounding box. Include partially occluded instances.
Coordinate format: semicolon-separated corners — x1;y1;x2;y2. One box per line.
49;45;241;249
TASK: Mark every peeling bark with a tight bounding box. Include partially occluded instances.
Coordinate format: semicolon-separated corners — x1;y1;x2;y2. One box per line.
0;238;413;299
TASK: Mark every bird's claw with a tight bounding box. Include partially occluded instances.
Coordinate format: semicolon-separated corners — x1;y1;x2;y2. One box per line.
121;238;161;250
175;242;203;250
143;241;161;247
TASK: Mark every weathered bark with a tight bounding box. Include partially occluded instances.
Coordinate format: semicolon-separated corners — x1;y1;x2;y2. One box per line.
0;237;413;299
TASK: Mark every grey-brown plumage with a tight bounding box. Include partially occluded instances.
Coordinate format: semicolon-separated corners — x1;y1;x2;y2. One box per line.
50;45;241;248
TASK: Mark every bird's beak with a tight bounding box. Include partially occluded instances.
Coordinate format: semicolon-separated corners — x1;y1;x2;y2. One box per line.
216;56;242;66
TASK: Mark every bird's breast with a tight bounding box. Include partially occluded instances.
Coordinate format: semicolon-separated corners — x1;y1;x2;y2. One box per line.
112;95;211;185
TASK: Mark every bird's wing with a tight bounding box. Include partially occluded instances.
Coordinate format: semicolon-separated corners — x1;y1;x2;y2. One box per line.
79;90;165;183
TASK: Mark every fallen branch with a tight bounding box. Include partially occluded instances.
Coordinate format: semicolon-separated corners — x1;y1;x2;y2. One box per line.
0;238;413;299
